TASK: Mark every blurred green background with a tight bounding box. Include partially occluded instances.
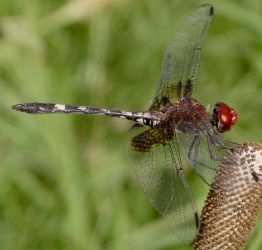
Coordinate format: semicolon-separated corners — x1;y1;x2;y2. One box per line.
1;0;262;249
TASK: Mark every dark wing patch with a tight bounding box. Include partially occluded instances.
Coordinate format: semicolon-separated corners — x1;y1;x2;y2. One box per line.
150;5;213;111
131;128;166;152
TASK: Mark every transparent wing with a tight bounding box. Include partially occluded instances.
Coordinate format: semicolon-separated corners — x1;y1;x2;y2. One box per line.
128;128;199;244
176;130;228;186
150;5;213;111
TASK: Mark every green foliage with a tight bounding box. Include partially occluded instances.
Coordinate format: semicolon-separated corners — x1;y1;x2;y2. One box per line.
0;0;262;249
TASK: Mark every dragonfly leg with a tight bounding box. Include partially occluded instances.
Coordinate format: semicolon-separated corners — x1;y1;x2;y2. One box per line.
206;136;220;161
188;135;200;168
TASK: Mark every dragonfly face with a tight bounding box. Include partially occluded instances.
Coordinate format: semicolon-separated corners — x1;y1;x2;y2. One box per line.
212;102;238;133
12;4;238;245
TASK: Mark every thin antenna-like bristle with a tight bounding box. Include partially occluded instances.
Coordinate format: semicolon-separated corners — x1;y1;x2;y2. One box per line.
194;142;262;249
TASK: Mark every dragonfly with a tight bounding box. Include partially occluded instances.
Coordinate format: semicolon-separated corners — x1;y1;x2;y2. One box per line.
12;4;238;244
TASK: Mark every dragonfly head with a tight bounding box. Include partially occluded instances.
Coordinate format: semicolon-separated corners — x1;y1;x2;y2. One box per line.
212;102;238;133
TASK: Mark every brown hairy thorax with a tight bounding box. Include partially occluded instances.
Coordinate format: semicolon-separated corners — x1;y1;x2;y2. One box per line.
193;142;262;249
162;98;212;134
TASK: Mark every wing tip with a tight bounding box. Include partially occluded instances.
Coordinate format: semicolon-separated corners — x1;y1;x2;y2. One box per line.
209;5;214;16
195;212;199;228
200;4;214;16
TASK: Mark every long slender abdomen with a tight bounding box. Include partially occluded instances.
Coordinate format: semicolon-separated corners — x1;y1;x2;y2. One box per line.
12;102;161;126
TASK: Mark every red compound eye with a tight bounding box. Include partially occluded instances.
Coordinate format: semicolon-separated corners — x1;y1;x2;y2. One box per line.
213;102;238;133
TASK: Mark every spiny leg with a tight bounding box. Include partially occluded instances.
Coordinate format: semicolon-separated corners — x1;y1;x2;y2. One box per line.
206;135;220;161
187;134;218;186
188;135;200;168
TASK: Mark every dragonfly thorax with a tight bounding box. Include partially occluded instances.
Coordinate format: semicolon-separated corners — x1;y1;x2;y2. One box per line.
159;98;212;134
